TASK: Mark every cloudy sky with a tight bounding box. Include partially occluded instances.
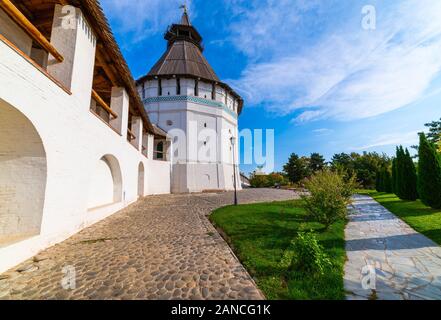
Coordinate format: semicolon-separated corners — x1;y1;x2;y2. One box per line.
101;0;441;173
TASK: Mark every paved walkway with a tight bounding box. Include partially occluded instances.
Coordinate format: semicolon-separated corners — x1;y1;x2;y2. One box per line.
0;189;297;300
345;195;441;300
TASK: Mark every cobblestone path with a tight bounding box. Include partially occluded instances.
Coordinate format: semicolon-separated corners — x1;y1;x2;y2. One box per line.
345;195;441;300
0;189;297;300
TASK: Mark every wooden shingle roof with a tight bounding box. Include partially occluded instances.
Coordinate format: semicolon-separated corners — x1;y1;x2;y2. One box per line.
147;40;220;82
137;10;244;115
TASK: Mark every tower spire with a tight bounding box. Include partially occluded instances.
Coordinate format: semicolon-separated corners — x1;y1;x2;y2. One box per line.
179;4;191;26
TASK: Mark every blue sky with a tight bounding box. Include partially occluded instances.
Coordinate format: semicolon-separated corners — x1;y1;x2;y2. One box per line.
101;0;441;174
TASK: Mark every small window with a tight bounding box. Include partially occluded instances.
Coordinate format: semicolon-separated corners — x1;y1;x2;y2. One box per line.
176;78;181;95
167;120;173;126
158;79;162;96
211;83;216;100
204;123;207;128
225;91;228;105
194;79;199;96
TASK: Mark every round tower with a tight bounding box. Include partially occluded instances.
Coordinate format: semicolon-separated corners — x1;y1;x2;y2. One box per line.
137;8;243;193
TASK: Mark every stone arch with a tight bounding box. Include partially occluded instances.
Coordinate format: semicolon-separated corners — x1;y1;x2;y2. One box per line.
138;162;145;197
87;154;122;210
0;99;47;245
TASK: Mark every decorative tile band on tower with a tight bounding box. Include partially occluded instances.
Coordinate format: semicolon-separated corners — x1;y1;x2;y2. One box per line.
143;95;238;119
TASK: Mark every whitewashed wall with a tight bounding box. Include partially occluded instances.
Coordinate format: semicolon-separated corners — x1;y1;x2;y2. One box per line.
0;17;171;273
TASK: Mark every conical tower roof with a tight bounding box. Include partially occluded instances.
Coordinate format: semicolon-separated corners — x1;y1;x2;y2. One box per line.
145;9;220;82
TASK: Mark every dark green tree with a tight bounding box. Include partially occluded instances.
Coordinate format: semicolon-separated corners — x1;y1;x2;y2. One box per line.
383;167;393;193
309;153;326;173
376;170;383;192
392;158;398;194
283;153;311;184
425;118;441;145
399;148;418;201
418;133;441;209
395;147;405;198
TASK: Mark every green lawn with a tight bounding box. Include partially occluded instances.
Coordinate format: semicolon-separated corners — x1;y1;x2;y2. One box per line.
359;190;441;245
210;200;347;300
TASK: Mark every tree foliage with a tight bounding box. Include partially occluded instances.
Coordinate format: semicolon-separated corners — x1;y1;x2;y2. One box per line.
283;153;311;184
302;170;358;228
417;133;441;209
394;147;418;201
330;152;390;189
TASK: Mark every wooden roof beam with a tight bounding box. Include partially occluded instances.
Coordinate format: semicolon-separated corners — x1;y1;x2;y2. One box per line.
1;0;64;62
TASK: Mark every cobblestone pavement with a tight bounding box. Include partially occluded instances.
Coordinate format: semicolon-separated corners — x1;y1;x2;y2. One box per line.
345;195;441;300
0;189;298;300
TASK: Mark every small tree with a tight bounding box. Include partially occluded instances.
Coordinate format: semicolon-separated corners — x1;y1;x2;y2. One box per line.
302;170;358;228
283;153;311;184
309;153;326;173
418;133;441;209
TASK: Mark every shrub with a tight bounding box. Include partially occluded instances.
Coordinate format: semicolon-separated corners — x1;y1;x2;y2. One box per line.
249;174;269;188
289;231;332;276
267;173;288;187
302;170;357;228
418;133;441;209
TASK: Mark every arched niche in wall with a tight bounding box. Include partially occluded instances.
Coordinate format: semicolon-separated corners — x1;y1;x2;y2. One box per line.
87;154;123;210
0;99;47;246
138;162;145;197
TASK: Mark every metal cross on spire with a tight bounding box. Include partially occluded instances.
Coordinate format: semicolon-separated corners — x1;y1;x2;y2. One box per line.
179;3;188;15
179;3;191;26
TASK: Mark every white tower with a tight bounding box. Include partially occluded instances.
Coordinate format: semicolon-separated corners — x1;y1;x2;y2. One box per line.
137;9;243;194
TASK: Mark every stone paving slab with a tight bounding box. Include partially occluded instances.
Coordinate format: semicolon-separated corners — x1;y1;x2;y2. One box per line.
345;195;441;300
0;189;298;300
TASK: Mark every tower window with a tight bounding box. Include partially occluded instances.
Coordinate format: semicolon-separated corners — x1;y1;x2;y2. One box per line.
176;78;181;95
194;79;199;96
225;91;228;105
211;83;216;100
158;78;162;96
142;82;145;99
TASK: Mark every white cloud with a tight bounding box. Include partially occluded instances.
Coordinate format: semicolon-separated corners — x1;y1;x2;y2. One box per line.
354;130;420;151
101;0;194;44
312;128;334;136
229;0;441;122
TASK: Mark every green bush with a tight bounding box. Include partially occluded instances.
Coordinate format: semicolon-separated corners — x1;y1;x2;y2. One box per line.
302;170;357;228
289;231;332;276
418;133;441;209
249;174;269;188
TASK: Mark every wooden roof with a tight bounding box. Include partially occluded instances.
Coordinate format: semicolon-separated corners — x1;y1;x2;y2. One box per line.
137;10;244;115
9;0;158;135
147;40;220;82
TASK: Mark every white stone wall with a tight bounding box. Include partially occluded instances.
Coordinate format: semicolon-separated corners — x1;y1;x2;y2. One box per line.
139;77;241;193
0;21;171;273
0;8;32;55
